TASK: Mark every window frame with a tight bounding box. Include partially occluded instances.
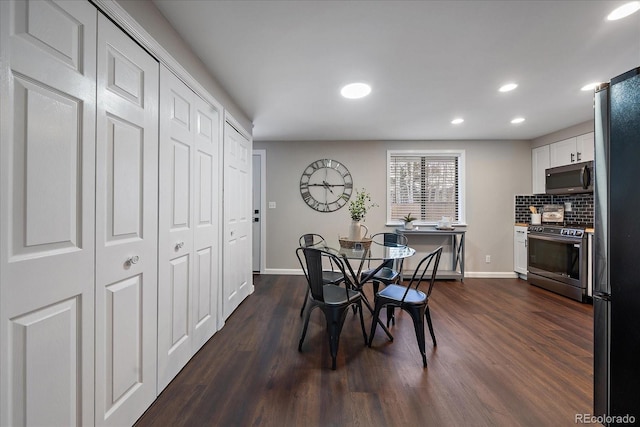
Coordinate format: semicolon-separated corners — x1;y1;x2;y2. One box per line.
386;149;466;226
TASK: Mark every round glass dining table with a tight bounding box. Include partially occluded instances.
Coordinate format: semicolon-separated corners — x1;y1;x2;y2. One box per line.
317;240;416;341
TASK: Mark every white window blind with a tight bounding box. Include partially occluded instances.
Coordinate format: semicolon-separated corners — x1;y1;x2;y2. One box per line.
388;151;464;223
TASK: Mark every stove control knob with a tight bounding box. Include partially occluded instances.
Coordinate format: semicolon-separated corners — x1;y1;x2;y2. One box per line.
576;231;583;237
561;229;567;235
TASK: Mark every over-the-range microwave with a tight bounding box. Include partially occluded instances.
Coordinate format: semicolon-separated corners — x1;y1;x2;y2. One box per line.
545;161;593;194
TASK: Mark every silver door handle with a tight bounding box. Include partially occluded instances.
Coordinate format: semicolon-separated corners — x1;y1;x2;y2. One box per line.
175;242;184;250
127;255;140;265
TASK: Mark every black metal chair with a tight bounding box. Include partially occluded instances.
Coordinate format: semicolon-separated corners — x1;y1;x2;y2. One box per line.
360;232;409;325
368;246;443;368
296;246;367;370
298;234;345;316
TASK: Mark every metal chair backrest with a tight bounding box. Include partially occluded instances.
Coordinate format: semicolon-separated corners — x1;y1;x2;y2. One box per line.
371;232;408;269
402;246;443;302
296;246;349;302
299;233;326;248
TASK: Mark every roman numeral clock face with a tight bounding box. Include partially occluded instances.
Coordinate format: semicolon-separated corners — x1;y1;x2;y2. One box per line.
300;159;353;212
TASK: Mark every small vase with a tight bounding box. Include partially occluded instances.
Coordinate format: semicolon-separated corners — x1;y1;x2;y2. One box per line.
349;220;363;240
404;221;414;230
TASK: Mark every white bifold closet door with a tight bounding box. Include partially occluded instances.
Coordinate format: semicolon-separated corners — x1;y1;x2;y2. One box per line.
0;1;97;425
158;66;221;392
223;121;253;319
94;13;159;427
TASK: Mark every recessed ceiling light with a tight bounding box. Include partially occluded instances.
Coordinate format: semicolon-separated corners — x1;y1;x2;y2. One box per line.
499;83;518;92
511;117;525;124
451;118;464;125
340;83;371;99
581;82;601;91
607;1;640;20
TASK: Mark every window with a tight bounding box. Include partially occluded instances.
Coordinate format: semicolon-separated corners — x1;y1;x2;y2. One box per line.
387;150;465;224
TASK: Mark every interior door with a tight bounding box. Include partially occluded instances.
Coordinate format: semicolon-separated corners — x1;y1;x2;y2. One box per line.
158;66;220;392
95;13;159;427
0;1;97;426
252;153;261;272
223;121;253;319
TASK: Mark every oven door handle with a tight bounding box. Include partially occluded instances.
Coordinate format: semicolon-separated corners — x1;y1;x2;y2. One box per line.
528;233;584;244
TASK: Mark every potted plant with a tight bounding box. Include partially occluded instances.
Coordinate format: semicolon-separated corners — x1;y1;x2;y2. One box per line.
402;213;417;230
348;188;378;240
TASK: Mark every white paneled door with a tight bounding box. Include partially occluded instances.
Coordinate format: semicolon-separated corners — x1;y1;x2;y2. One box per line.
95;14;159;427
158;66;221;392
223;121;253;319
0;1;97;426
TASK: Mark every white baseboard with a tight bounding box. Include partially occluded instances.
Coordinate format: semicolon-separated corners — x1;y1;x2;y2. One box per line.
259;268;519;279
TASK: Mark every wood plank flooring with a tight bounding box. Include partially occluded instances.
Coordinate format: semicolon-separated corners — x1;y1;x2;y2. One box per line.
135;276;594;427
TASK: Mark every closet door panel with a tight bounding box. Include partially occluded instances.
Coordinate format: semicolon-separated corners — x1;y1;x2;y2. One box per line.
192;98;220;348
158;67;221;391
95;13;158;427
158;67;195;392
0;1;97;425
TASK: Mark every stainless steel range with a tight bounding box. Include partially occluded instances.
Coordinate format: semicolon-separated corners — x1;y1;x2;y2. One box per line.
527;224;588;302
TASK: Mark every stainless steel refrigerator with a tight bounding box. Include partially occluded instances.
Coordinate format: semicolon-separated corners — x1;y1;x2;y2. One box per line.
594;66;640;424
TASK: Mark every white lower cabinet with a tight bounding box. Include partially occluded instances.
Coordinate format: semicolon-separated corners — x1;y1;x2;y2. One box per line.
514;226;528;278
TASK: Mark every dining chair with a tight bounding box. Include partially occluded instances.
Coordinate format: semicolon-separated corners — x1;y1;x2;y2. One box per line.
296;246;368;369
298;234;345;316
368;246;443;368
360;232;409;325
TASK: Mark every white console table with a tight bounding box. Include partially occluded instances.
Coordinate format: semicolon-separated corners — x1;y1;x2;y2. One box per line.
396;226;466;281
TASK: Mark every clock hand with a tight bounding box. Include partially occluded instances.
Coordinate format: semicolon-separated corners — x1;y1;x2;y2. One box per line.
307;183;344;187
322;180;335;195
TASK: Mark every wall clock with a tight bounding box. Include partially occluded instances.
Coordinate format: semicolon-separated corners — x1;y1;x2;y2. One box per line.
300;159;353;212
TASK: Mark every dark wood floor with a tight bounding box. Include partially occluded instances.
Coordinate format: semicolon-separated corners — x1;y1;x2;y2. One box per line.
135;275;594;427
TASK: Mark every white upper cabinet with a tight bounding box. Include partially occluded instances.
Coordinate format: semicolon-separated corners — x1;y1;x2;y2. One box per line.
549;132;594;168
532;145;550;194
576;132;595;163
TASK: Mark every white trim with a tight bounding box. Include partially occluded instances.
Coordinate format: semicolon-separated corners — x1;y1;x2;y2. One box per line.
386;149;466;225
260;269;518;278
262;268;304;276
253;149;267;274
464;271;519;279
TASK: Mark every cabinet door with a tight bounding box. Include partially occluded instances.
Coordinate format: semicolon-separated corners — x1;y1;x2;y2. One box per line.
549;137;577;167
532;145;550;194
95;14;159;427
514;226;528;275
576;132;594;162
0;1;97;426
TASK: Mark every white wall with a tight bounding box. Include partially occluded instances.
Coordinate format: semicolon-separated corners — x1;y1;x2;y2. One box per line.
114;0;252;131
254;139;532;276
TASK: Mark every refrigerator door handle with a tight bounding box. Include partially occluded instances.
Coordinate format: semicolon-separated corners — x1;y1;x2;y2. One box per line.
594;292;611;301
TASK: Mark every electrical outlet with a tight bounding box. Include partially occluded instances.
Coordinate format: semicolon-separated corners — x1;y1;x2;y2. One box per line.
485;255;491;263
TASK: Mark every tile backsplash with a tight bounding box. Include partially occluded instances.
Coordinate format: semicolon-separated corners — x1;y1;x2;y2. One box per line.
515;193;593;226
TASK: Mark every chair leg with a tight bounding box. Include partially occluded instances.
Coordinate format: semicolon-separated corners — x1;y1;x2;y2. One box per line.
357;300;367;345
406;305;428;368
385;306;395;327
372;280;380;295
298;301;313;351
326;306;350;370
425;306;437;346
299;289;309;317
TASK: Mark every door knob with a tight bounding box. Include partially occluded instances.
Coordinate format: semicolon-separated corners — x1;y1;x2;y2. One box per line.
175;242;184;250
127;255;140;265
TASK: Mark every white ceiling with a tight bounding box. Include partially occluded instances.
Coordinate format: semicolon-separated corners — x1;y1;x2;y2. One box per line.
152;0;640;142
